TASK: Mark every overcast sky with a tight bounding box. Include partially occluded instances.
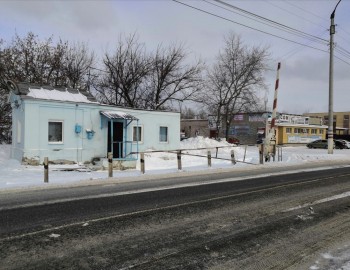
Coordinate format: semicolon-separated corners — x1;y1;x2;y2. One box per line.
1;0;349;114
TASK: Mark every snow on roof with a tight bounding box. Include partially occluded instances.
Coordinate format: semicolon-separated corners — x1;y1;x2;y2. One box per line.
27;87;94;103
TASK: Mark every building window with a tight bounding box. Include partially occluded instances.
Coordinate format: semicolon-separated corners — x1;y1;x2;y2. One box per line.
311;129;317;134
48;121;63;143
159;126;168;142
286;128;292;134
319;129;324;134
132;126;143;142
294;128;299;134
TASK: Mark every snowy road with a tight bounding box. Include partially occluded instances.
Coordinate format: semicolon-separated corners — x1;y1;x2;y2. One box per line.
1;166;350;269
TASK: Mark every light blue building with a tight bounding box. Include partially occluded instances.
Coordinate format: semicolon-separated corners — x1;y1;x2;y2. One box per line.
9;83;180;167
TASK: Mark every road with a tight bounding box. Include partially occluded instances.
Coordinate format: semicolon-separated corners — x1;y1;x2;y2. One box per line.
1;164;350;269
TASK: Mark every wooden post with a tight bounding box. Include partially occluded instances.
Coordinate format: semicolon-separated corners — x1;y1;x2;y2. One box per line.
231;150;236;165
108;152;113;178
140;152;145;174
215;147;219;158
177;150;182;170
243;145;247;162
44;157;49;183
259;144;264;164
207;150;212;167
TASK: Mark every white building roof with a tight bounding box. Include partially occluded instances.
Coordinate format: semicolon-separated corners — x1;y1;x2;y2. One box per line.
27;87;95;103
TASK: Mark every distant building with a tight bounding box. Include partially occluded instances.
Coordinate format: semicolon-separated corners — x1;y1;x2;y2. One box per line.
181;112;327;145
180;119;209;138
305;112;350;135
9;83;180;168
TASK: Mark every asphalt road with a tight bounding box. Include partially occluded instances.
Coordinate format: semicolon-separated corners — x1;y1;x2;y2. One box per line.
1;163;350;269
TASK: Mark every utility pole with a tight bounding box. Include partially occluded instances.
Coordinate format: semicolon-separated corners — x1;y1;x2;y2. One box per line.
328;0;342;154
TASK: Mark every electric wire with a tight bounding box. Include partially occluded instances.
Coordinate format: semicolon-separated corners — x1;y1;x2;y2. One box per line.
266;0;327;29
284;0;328;23
172;0;329;54
336;45;350;58
212;0;328;44
203;0;327;45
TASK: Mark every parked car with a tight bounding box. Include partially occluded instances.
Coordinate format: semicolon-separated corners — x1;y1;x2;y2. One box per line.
334;139;347;149
335;139;350;149
306;139;345;149
307;140;328;149
227;137;240;145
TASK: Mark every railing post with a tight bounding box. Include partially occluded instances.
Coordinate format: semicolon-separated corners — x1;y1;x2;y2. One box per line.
259;144;264;164
177;150;182;170
44;157;49;183
231;150;236;165
108;152;113;178
207;150;212;167
140;152;145;174
243;145;247;162
216;147;219;158
278;146;283;161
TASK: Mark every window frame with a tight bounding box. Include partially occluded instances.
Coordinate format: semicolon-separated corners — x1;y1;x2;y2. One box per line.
132;125;143;143
48;120;64;144
159;126;169;143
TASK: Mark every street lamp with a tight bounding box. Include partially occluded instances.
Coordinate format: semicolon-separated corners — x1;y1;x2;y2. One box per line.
328;0;342;154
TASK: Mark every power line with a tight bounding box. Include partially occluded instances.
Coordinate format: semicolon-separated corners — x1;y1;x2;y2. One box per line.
212;0;328;45
270;0;328;28
334;54;350;66
172;0;329;54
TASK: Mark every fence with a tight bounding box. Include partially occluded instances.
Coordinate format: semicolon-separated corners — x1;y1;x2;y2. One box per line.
135;145;282;174
40;144;283;181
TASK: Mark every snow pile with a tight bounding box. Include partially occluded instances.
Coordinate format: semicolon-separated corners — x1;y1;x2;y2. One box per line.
180;136;232;149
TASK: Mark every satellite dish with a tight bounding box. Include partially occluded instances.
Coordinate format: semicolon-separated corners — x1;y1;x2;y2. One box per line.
6;80;19;94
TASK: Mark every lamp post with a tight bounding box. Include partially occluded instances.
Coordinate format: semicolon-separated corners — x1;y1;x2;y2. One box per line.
328;0;342;154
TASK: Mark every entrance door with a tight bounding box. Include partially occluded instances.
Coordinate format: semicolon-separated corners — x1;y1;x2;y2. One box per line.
107;121;124;158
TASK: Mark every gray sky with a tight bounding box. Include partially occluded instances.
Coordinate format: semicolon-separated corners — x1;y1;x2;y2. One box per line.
1;0;350;114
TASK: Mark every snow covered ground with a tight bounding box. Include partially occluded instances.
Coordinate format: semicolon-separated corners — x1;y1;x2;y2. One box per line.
2;136;350;269
1;136;350;190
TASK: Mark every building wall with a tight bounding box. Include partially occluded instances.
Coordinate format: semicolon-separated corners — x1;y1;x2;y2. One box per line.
306;112;350;134
180;119;209;138
277;125;327;144
229;113;267;144
12;98;180;164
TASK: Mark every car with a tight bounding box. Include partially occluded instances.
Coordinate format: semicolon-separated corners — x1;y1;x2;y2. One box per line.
335;139;350;149
227;137;240;145
307;139;344;149
307;139;334;149
334;139;347;149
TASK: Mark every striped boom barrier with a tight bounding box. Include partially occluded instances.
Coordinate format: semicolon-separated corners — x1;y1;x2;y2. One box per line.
264;62;281;162
270;62;281;130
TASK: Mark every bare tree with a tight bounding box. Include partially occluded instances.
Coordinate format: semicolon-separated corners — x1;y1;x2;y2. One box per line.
144;44;204;110
0;32;95;143
95;36;204;111
95;33;151;107
203;33;269;139
64;42;94;89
